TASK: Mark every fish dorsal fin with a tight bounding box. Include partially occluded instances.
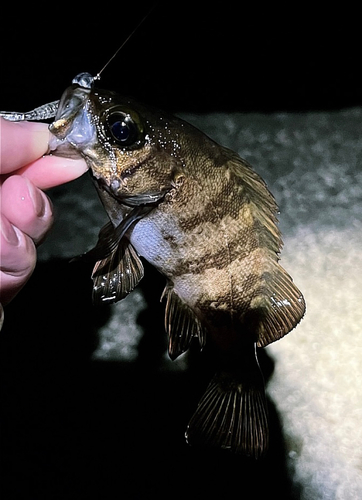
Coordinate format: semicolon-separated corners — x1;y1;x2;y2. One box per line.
161;285;206;360
226;153;305;345
226;152;281;253
92;236;144;306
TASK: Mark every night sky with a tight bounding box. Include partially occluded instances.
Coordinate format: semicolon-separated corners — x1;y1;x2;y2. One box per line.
1;4;360;113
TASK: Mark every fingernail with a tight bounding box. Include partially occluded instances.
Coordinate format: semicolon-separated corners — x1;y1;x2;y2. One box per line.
0;215;19;246
34;190;47;218
24;178;46;217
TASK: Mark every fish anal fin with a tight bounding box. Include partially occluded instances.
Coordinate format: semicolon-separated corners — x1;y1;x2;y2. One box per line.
185;369;269;458
161;285;206;360
92;242;144;306
254;264;306;348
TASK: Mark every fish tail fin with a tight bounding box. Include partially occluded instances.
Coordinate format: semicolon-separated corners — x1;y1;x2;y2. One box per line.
185;363;269;458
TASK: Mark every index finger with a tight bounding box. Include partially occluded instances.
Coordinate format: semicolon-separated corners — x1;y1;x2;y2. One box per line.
0;119;49;173
19;155;89;190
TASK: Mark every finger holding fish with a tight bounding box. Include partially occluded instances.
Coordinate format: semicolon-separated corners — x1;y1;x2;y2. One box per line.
17;154;88;190
0;119;50;173
0;119;88;310
0;118;88;187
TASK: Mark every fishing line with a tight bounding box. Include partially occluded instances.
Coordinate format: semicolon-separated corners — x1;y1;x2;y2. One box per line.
95;2;159;81
0;3;159;121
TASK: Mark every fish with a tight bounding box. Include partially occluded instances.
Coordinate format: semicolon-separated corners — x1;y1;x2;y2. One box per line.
3;72;306;458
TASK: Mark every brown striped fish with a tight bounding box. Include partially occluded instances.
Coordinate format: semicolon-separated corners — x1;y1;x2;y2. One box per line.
47;73;305;458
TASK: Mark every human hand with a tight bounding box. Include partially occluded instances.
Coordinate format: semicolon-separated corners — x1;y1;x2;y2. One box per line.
0;118;88;315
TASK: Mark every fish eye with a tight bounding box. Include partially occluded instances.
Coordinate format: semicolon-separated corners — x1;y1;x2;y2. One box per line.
106;111;142;148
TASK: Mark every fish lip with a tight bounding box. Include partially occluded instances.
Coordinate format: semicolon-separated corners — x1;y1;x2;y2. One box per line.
51;149;83;160
119;192;167;207
47;137;83;159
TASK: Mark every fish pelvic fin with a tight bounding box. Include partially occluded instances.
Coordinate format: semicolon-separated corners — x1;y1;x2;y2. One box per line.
92;240;144;306
161;285;206;360
185;366;269;458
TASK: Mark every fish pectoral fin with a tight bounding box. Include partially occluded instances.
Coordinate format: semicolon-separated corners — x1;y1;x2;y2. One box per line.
185;366;269;458
255;263;306;347
74;205;154;264
70;220;115;263
92;241;144;306
161;285;206;360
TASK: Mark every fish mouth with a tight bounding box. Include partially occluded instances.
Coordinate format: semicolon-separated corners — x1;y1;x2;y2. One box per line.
115;192;167;207
47;139;84;160
93;174;169;208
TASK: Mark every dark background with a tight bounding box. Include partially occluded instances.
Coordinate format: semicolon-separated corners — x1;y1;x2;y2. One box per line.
1;3;360;113
1;4;360;499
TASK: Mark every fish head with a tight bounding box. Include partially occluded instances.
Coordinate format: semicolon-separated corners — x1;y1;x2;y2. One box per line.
49;74;185;213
